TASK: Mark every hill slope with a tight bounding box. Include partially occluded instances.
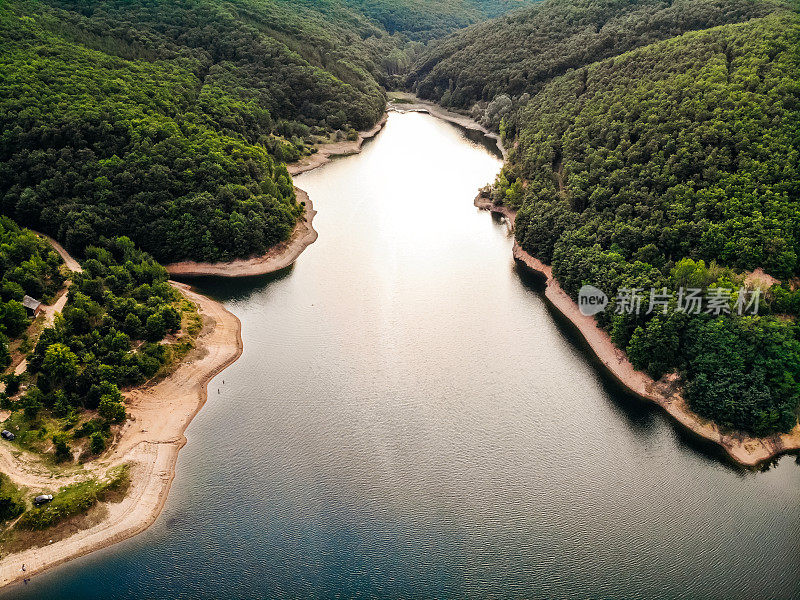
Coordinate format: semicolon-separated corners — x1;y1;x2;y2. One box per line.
498;11;800;435
0;0;397;263
407;0;778;110
344;0;535;40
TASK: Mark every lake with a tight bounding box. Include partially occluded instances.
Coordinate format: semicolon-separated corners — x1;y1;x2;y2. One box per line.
7;112;800;599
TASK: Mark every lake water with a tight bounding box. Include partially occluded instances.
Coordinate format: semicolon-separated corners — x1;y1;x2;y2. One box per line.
7;112;800;599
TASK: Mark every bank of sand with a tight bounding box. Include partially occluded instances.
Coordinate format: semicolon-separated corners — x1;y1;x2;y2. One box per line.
475;194;800;467
164;117;387;278
0;281;242;590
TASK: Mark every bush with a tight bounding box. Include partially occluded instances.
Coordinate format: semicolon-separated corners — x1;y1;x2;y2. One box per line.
89;432;106;454
97;396;126;423
52;433;72;463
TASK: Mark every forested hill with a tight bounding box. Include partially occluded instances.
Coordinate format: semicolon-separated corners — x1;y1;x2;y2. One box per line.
343;0;536;40
0;0;384;263
0;0;526;264
486;9;800;437
407;0;779;111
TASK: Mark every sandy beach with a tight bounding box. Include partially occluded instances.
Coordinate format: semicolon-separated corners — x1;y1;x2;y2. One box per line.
0;281;243;589
474;194;800;467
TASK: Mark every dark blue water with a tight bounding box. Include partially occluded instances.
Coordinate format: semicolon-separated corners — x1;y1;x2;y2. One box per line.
7;113;800;599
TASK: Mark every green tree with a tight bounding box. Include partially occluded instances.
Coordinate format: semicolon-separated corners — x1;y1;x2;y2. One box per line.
1;300;28;337
41;343;79;387
89;431;106;454
98;395;126;423
52;433;72;463
145;313;167;341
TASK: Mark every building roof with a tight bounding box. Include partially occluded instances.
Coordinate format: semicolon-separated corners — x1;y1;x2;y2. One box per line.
22;295;41;311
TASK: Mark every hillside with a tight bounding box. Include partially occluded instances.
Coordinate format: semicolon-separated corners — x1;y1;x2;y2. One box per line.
0;0;530;264
493;10;800;435
0;218;65;370
407;0;779;115
0;0;397;263
344;0;535;40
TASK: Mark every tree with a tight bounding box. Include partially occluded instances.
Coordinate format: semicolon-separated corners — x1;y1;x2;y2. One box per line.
0;494;23;521
52;433;72;463
20;387;43;420
90;431;106;454
145;313;166;341
1;300;28;337
41;343;79;387
98;395;126;423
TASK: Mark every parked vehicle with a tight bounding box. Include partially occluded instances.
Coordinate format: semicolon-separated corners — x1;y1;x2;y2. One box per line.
0;429;14;441
33;494;53;506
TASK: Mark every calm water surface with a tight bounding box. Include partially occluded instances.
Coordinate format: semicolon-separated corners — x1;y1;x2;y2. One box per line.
7;112;800;599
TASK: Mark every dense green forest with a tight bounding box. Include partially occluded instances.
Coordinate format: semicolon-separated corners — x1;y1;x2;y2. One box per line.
490;10;800;435
407;0;780;127
2;235;199;461
0;0;386;263
0;0;528;264
344;0;535;40
0;217;64;369
2;0;797;441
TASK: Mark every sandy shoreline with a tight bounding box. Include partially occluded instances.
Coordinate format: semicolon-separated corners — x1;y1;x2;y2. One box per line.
474;194;800;467
164;116;387;278
165;188;318;278
0;111;390;587
0;282;243;590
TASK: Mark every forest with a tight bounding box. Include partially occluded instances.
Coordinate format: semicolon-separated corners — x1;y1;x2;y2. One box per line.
0;0;384;263
0;217;65;370
1;234;199;464
406;0;780;123
0;0;798;442
343;0;535;40
0;0;530;264
486;9;800;435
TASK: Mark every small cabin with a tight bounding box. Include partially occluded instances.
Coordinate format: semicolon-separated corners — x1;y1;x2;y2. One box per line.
22;295;43;316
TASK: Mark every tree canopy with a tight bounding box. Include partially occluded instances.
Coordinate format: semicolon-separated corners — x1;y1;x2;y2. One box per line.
407;0;782;112
0;0;397;262
498;11;800;435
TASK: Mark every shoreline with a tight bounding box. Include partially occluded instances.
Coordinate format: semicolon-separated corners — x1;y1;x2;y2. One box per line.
389;92;507;159
164;116;388;278
287;115;387;177
0;109;389;586
0;282;243;590
474;194;800;467
164;188;318;278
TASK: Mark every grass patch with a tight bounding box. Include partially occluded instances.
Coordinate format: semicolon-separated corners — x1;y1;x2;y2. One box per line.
181;298;202;337
0;473;25;522
15;465;129;530
1;411;65;455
